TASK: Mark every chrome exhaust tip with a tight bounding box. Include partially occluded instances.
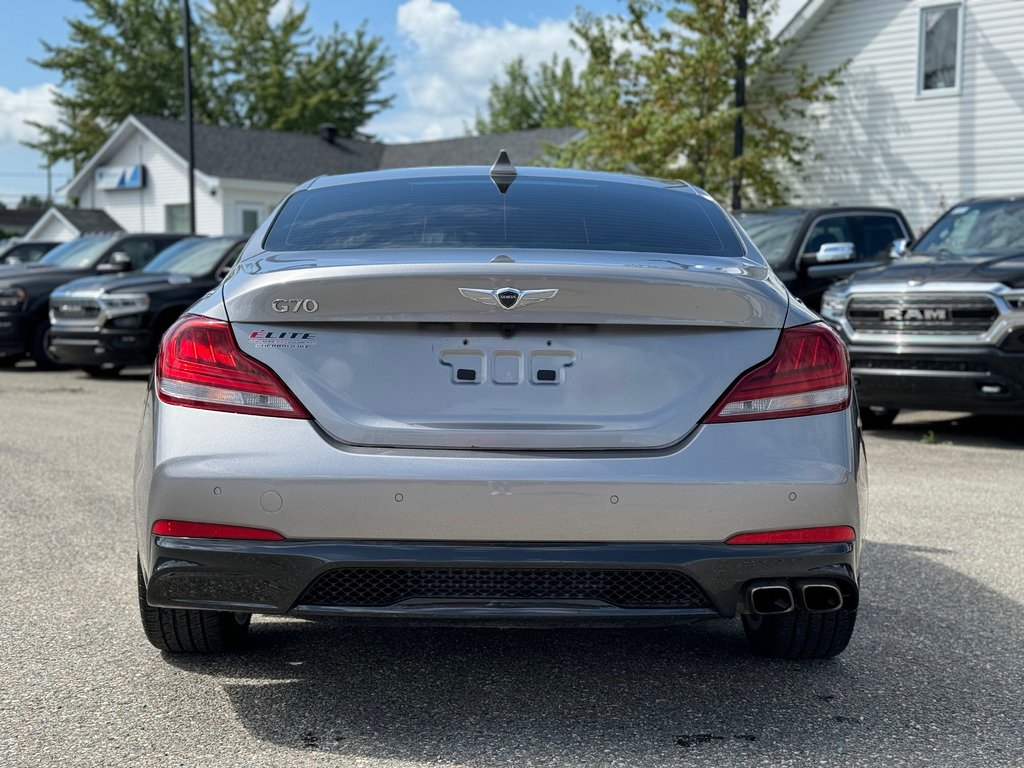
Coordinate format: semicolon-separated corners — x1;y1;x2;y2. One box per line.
746;583;795;615
798;582;844;613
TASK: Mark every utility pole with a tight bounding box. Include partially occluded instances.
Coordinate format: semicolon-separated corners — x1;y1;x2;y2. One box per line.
731;0;748;212
182;0;196;234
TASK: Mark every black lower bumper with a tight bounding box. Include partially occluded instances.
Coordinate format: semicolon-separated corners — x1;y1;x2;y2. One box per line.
49;328;154;367
0;313;31;358
850;344;1024;414
145;538;858;625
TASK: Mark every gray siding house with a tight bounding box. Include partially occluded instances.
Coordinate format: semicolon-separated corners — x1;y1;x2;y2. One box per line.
778;0;1024;231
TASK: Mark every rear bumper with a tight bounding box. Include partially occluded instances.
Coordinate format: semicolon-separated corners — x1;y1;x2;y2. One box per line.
143;537;858;624
48;327;154;367
849;344;1024;413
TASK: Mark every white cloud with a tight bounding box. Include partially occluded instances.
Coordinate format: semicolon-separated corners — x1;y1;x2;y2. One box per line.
269;0;294;26
370;0;586;142
0;84;60;149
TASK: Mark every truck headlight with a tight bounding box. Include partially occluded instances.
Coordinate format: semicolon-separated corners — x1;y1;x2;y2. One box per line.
820;290;846;320
0;287;27;311
99;293;149;317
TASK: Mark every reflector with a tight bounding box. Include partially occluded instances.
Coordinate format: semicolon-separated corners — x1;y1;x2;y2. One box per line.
152;519;285;540
726;526;856;544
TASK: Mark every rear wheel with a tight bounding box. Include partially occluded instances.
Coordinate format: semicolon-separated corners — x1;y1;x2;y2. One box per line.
742;608;856;659
82;364;125;378
859;406;899;430
137;557;251;653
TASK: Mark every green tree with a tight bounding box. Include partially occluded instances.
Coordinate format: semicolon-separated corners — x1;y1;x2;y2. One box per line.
472;55;584;134
198;0;393;136
26;0;393;169
17;195;48;209
553;0;845;209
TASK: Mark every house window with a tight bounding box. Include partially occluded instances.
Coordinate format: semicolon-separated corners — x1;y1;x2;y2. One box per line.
238;204;264;235
918;4;962;93
165;204;190;233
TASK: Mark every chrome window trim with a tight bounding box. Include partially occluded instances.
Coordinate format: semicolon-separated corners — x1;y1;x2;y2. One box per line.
797;211;910;259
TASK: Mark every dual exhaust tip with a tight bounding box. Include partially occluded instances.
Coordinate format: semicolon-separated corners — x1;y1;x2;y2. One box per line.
746;581;844;615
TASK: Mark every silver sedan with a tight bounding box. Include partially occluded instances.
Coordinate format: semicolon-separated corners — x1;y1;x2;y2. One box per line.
134;157;865;659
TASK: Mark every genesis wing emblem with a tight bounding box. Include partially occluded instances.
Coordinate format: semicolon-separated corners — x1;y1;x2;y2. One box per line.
459;287;558;310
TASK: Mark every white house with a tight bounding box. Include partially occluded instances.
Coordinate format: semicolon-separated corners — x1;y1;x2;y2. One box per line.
58;116;577;238
778;0;1024;232
22;206;122;242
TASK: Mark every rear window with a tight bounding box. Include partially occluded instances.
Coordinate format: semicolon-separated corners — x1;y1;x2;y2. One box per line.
264;176;744;257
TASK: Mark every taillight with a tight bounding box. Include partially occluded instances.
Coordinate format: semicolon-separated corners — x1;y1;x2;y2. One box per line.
706;322;850;423
153;520;285;540
726;526;856;545
156;315;310;418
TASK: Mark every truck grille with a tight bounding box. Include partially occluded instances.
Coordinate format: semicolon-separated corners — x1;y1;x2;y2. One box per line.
847;294;997;334
52;298;101;322
299;567;709;609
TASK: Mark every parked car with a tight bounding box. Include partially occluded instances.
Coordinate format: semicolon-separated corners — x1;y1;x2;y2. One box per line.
0;232;186;368
820;195;1024;428
736;206;913;311
0;240;59;265
136;159;866;660
48;236;245;377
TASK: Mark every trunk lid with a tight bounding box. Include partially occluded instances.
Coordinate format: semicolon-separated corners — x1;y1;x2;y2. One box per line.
222;250;788;449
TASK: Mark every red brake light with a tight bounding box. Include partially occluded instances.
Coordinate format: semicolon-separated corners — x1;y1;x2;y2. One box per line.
726;526;856;545
153;520;285;540
156;315;309;418
707;323;850;423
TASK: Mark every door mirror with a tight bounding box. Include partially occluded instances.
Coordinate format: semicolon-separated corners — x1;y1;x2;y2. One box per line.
97;251;133;273
890;238;910;258
804;242;855;267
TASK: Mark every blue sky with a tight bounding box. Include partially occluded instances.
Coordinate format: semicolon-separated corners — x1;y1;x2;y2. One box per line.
1;0;800;207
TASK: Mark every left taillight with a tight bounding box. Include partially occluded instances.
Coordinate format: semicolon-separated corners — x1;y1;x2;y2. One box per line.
706;322;850;423
156;314;310;419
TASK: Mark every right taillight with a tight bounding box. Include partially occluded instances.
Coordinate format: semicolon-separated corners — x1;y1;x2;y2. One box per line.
156;314;309;419
706;322;850;423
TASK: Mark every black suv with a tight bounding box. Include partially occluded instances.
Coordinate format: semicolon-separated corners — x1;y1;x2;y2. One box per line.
819;195;1024;427
736;207;913;311
48;236;245;376
0;232;186;368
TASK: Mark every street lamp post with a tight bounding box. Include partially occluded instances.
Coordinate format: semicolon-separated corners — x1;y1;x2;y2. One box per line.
182;0;196;234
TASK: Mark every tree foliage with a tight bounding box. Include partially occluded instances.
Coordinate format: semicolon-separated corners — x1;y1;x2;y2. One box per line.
26;0;393;169
479;0;844;208
472;55;585;135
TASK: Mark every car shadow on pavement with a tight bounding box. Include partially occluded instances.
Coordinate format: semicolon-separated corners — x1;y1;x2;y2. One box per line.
865;412;1024;450
165;541;1024;765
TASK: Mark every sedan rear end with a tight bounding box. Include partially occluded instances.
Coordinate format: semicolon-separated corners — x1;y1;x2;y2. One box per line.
134;162;865;659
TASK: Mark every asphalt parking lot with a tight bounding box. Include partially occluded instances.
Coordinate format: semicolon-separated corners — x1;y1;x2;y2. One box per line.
1;364;1022;767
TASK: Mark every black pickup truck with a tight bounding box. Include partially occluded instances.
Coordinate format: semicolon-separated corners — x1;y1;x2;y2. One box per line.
0;232;186;368
819;195;1024;427
736;206;913;311
48;236;245;376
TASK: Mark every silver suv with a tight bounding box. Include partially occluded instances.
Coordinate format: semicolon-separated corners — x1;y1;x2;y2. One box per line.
134;160;865;659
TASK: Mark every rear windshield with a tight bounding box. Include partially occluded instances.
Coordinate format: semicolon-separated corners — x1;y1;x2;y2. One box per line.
264;176;744;257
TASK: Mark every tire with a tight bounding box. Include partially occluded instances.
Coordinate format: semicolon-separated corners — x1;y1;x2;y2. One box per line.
137;557;251;653
30;318;66;371
859;406;899;430
82;365;125;378
742;608;856;660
